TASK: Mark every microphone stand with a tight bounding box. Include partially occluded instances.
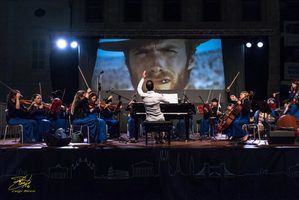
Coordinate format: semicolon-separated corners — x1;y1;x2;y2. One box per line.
184;95;191;103
182;90;190;103
117;95;122;139
98;71;104;100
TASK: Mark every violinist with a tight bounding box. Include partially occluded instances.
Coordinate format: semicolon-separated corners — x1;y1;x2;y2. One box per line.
70;89;103;143
288;80;299;101
253;101;277;136
48;90;68;129
283;98;299;119
88;92;107;143
199;98;222;138
99;95;121;139
125;94;139;141
223;90;251;142
267;97;280;120
199;101;211;137
6;90;38;143
282;80;299;119
27;94;52;142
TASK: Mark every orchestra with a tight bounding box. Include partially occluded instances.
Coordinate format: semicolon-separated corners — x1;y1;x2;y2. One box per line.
1;75;299;144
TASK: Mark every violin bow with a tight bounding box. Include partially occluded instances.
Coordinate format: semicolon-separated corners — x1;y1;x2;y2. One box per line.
217;93;222;113
226;71;240;92
78;65;90;89
0;80;23;97
39;82;42;96
206;89;212;103
198;95;205;104
61;88;66;101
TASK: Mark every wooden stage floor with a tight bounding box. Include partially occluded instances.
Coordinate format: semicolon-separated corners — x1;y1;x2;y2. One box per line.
1;133;298;149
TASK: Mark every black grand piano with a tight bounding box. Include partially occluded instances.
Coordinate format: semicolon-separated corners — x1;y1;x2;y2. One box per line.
131;103;196;140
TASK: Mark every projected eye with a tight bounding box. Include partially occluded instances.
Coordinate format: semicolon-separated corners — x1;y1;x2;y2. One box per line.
134;49;149;57
161;79;170;84
161;48;177;55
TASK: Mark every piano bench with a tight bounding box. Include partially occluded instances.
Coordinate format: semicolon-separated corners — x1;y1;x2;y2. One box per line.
143;121;173;145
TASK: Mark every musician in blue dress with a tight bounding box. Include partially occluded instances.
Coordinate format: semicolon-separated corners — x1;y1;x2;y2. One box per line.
6;90;37;143
284;80;299;119
288;80;299;101
100;95;121;139
27;94;51;142
224;90;251;141
200;98;222;138
48;90;68;130
87;92;107;143
70;89;102;143
126;98;138;140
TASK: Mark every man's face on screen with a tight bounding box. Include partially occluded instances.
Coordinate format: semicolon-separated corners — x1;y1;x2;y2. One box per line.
127;39;192;90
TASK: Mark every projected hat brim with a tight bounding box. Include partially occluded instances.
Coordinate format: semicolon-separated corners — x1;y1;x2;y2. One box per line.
99;39;209;51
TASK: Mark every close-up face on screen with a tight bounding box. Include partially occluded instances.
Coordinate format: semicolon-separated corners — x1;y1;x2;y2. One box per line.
92;38;225;91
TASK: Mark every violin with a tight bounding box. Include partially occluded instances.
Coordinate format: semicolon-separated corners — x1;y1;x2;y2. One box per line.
31;102;51;110
42;102;51;109
197;95;211;115
99;101;122;111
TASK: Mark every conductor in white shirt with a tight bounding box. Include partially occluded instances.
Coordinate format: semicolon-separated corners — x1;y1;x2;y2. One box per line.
137;70;170;143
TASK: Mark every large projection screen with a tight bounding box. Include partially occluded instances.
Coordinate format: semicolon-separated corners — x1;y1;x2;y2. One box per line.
92;39;225;91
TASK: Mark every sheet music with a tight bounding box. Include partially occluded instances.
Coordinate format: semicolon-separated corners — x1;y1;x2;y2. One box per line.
161;93;178;103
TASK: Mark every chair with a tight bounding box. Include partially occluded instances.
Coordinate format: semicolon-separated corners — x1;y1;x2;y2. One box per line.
242;123;260;141
3;124;24;144
70;124;90;143
3;109;24;144
69;116;90;143
143;121;173;145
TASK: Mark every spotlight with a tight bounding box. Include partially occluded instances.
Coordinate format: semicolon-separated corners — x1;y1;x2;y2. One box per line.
70;41;78;48
245;42;252;48
257;42;263;48
56;39;67;49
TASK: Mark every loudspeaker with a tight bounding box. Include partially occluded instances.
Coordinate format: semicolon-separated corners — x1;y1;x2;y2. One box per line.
268;130;295;144
45;128;71;147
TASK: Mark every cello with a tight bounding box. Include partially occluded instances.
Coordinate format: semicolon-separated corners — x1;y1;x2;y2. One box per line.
217;92;250;133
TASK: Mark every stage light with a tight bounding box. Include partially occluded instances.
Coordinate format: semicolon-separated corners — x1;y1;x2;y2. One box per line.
70;41;78;48
257;42;264;48
56;39;67;49
245;42;252;48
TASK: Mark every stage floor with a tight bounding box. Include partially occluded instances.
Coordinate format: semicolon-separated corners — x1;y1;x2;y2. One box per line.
0;132;298;149
0;136;279;149
1;134;299;200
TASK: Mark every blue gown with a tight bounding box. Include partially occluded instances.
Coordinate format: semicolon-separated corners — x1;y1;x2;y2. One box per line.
224;99;251;138
29;105;52;142
71;98;106;143
100;106;120;138
7;101;37;143
286;104;299;119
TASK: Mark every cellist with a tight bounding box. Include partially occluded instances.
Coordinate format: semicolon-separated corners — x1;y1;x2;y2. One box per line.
223;90;251;141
